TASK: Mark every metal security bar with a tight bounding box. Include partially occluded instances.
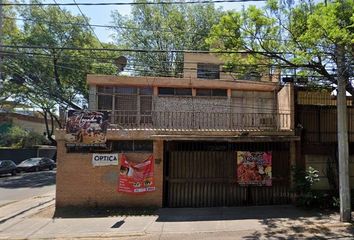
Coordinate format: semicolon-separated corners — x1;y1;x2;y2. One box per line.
109;110;292;131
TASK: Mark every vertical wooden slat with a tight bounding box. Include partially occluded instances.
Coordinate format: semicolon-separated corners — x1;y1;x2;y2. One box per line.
167;145;291;208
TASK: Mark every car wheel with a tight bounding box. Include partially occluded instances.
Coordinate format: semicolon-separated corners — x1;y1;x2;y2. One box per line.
11;170;17;176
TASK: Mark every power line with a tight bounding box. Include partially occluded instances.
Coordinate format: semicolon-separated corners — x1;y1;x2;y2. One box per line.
1;0;266;7
2;50;335;82
4;16;340;48
0;50;287;70
3;58;281;112
0;49;339;74
71;0;105;48
0;44;337;58
4;15;206;34
2;16;302;43
0;44;298;54
0;16;303;42
2;54;338;111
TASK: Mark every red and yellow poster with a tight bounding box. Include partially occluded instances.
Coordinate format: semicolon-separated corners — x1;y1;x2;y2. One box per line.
118;154;155;193
237;151;272;186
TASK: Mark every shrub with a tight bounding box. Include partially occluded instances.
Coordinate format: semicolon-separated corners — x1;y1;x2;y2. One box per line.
0;126;50;148
293;166;321;207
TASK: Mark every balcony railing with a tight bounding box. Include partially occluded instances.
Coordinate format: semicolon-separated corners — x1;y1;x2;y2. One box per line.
108;111;292;131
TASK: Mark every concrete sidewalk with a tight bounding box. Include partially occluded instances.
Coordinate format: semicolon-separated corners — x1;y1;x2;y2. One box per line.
0;191;55;224
0;202;353;240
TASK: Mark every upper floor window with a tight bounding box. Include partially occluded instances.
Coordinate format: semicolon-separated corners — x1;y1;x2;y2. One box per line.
196;89;227;97
114;87;137;95
97;87;153;112
158;88;192;96
242;71;262;81
97;87;151;95
97;86;114;93
197;63;220;79
231;66;262;81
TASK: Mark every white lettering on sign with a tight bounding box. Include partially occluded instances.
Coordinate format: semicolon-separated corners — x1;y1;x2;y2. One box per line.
92;153;119;166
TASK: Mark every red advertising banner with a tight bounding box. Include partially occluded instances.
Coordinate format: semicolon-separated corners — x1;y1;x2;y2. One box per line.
118;154;156;193
237;151;272;186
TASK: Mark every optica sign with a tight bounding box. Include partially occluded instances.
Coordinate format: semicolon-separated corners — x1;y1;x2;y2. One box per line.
92;153;119;166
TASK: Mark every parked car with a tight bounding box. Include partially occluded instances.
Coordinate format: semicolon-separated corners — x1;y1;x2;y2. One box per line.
0;160;18;176
17;158;56;172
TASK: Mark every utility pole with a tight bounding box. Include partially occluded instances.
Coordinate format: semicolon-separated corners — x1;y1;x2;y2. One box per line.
336;45;351;222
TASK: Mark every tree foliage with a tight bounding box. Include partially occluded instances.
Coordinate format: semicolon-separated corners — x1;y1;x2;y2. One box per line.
207;0;353;221
0;126;50;148
207;0;354;93
1;1;120;142
111;0;223;77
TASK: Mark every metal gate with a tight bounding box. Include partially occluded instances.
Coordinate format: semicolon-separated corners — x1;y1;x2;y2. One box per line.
164;142;292;207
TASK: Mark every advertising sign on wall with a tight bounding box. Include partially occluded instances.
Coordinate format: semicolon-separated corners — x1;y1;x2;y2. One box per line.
92;153;119;166
237;151;272;186
118;154;155;193
65;110;109;147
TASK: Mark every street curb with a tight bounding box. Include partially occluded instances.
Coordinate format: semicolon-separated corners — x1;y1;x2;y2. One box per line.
0;198;55;225
0;201;16;209
7;232;147;240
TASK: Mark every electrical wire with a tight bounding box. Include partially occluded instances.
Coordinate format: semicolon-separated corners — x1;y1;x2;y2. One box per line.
2;54;337;112
4;57;282;112
3;15;344;48
0;44;323;55
70;0;105;48
0;49;342;71
1;0;267;7
2;50;334;79
3;49;332;87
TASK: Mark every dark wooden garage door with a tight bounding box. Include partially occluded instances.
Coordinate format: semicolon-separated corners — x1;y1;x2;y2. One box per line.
165;150;291;207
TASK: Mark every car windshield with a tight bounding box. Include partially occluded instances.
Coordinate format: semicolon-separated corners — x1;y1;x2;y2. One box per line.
22;158;40;164
0;161;4;166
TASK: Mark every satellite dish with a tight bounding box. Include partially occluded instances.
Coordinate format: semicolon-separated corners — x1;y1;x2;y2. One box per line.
114;56;127;73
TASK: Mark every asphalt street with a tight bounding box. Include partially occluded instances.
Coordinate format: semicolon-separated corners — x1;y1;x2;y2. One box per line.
0;170;56;207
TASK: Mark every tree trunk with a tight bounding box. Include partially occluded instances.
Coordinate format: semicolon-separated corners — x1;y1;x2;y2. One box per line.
336;45;351;222
49;112;57;146
42;109;56;145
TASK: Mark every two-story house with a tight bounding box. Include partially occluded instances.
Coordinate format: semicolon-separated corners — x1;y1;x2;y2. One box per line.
55;53;298;208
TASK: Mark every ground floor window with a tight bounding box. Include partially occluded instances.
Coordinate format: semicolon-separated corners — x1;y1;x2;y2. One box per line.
66;140;153;153
111;140;153;152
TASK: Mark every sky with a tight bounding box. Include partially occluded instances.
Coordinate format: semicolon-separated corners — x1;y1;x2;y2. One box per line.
42;0;265;43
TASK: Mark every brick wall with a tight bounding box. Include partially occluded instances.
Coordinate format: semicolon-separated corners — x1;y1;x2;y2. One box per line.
56;140;164;208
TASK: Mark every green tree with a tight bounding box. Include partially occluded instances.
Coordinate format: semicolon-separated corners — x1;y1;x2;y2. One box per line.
207;0;353;221
207;0;353;93
0;1;20;105
0;126;49;148
1;1;119;143
111;0;223;77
